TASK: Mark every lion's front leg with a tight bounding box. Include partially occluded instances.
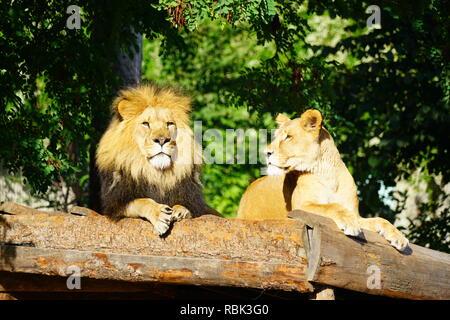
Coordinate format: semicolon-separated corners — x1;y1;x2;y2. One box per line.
299;202;362;237
171;204;192;222
124;198;173;236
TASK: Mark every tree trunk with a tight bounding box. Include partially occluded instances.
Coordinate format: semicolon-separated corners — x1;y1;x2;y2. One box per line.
112;30;142;90
88;22;142;212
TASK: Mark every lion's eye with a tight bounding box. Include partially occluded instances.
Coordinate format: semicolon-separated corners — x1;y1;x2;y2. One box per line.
167;121;175;127
142;122;150;128
285;135;292;140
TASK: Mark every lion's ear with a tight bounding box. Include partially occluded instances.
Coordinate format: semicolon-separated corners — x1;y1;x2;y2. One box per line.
300;109;322;133
275;113;290;127
117;99;140;120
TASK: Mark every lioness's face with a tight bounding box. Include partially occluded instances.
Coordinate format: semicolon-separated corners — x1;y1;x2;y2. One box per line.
265;109;322;175
134;107;179;170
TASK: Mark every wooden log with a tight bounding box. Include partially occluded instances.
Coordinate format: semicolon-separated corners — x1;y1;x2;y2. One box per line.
0;201;66;216
0;204;312;293
1;203;449;299
69;206;100;217
0;245;312;291
289;210;450;300
0;271;307;300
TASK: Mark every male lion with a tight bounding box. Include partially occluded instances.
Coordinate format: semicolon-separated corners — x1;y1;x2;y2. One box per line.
96;84;220;236
237;109;409;251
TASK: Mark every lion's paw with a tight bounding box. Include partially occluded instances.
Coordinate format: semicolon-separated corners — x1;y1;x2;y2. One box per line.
335;216;361;237
152;205;173;236
171;205;192;222
383;230;409;252
373;219;409;251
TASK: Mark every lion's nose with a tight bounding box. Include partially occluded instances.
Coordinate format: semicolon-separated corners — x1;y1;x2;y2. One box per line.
154;137;171;146
265;150;273;157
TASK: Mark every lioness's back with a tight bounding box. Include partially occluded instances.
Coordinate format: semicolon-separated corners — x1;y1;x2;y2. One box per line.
237;172;299;220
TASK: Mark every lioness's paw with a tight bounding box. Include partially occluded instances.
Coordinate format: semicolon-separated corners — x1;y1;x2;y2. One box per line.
374;220;409;251
335;217;361;237
384;231;409;252
152;205;173;236
171;205;192;222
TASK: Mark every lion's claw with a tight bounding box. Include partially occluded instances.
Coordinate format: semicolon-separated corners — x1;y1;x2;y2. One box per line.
153;214;171;236
385;232;409;251
151;204;192;236
171;205;192;222
373;219;410;251
161;206;173;215
152;206;173;236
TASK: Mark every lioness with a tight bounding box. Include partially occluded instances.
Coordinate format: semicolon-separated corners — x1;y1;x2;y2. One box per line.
237;109;409;251
96;84;220;236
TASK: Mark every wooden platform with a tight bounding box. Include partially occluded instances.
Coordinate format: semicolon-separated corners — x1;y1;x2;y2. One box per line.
0;202;449;300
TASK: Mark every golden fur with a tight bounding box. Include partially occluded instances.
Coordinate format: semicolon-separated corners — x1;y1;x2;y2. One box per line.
96;84;219;236
237;109;409;251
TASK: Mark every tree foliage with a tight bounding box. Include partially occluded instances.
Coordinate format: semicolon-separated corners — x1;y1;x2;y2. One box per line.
1;0;448;251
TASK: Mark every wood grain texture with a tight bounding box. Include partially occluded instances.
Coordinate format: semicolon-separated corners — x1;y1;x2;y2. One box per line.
0;203;312;293
0;271;310;300
1;202;449;299
0;245;311;291
289;210;450;300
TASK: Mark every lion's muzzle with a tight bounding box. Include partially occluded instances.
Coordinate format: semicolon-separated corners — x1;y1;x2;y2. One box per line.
149;153;172;170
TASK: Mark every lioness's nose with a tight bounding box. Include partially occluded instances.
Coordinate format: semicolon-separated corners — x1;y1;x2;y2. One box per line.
265;150;273;157
154;137;171;146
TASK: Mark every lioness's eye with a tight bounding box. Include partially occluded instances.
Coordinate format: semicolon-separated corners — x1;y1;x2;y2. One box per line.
285;135;292;140
142;121;150;128
167;121;175;127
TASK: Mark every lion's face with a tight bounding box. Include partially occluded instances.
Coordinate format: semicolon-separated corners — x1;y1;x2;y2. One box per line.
134;107;179;170
265;109;323;175
97;85;203;195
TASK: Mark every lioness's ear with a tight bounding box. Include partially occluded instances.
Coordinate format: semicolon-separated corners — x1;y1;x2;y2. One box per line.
275;113;290;127
117;99;140;120
300;109;322;133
